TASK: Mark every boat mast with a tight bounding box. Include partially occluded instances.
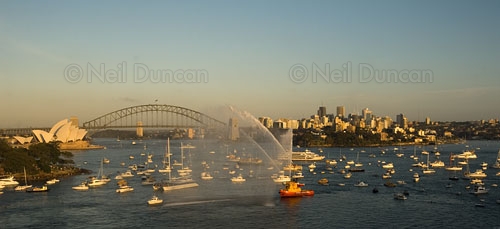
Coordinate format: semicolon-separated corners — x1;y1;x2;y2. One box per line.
23;166;28;185
167;138;171;181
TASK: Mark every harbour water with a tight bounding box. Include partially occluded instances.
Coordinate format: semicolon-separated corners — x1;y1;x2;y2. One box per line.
1;138;499;228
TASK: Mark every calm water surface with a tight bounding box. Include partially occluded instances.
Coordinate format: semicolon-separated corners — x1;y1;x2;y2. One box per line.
1;139;499;228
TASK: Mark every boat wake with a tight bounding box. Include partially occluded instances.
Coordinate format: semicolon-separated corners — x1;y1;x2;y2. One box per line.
163;198;234;207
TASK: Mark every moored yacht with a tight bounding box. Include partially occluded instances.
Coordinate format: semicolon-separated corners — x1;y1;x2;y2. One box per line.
147;195;163;205
0;176;19;187
292;150;325;161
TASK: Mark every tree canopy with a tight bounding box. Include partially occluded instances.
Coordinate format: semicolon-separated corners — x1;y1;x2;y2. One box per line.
0;139;74;175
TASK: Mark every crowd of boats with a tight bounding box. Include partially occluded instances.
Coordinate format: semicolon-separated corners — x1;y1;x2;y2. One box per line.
2;140;499;205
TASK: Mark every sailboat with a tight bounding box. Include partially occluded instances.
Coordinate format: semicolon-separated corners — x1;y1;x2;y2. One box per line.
491;149;500;169
422;153;435;174
176;142;193;176
162;139;199;191
88;159;109;187
445;153;463;171
14;167;32;191
158;138;172;173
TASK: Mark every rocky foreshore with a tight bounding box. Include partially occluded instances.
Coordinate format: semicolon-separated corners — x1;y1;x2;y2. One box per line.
10;167;92;182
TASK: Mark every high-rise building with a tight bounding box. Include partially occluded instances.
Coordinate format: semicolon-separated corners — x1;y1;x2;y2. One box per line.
362;108;373;121
228;118;239;140
425;117;431;125
396;114;408;129
317;106;327;117
336;106;345;118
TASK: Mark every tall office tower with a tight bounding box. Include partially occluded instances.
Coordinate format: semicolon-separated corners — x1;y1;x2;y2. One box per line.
317;106;327;117
337;106;345;118
362;108;373;121
136;121;144;137
425;117;431;125
396;114;408;129
228;117;239;141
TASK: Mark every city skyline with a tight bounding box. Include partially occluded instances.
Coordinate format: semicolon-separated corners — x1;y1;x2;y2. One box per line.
1;1;499;128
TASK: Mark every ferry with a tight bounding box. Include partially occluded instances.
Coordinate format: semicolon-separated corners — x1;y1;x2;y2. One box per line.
291;150;325;161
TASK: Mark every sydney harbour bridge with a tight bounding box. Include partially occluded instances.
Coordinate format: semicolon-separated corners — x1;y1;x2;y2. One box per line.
1;104;227;136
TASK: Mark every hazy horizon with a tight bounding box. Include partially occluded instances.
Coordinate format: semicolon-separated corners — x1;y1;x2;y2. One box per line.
1;1;499;128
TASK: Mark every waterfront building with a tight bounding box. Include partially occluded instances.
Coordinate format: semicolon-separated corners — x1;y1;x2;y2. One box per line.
258;117;273;129
32;118;87;143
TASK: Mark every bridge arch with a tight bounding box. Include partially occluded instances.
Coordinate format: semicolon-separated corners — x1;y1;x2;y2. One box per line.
82;104;226;130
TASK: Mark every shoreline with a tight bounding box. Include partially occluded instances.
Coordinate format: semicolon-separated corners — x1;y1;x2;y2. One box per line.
9;167;92;182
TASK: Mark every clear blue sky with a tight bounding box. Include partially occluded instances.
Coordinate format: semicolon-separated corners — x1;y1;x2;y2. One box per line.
1;0;499;127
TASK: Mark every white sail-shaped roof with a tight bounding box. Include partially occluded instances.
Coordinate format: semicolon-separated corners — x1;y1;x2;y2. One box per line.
54;121;72;142
76;129;87;141
32;129;54;143
13;136;33;144
67;125;79;142
49;119;70;136
32;118;87;143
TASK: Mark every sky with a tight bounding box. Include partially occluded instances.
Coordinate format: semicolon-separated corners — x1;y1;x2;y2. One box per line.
1;0;499;128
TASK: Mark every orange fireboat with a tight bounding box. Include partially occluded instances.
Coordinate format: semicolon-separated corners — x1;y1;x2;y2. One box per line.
279;180;314;198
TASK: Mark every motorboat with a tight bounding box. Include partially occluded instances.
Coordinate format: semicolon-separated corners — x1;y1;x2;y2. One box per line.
116;185;134;193
87;177;107;187
292;172;304;179
291;150;325;161
413;173;420;182
430;160;445;168
384;182;396;187
396;180;406;185
343;172;352;179
0;176;20;186
382;163;394;169
279;181;314;198
455;150;477;160
465;169;487;179
283;164;303;171
26;185;48;192
272;174;290;183
471;185;488;195
72;182;89;191
354;181;368;187
46;178;60;185
120;170;135;178
201;172;214;180
394;193;407;200
326;159;337;166
141;176;156;185
318;178;329;185
147;195;163;205
382;172;392;179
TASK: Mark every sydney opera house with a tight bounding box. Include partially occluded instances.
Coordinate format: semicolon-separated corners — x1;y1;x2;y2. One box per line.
30;117;101;149
32;118;87;143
